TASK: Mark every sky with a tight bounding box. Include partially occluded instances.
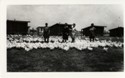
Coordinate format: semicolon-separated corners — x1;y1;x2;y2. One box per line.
7;5;123;31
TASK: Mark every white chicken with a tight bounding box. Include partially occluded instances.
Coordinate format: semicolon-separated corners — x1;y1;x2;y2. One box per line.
7;35;123;51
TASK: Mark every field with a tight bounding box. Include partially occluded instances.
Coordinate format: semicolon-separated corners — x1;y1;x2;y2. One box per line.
7;35;124;72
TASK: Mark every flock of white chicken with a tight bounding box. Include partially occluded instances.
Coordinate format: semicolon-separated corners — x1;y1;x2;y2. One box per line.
7;35;123;51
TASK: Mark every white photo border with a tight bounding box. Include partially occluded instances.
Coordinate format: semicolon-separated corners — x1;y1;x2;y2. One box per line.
0;0;125;78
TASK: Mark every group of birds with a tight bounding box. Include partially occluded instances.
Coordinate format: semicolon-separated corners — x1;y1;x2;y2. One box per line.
7;35;123;51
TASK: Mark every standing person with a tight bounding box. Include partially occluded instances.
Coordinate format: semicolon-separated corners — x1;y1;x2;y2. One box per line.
43;23;50;43
69;23;76;43
62;23;69;42
89;23;96;42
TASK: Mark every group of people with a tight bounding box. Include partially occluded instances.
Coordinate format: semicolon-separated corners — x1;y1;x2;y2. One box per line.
62;23;76;43
42;23;77;43
42;23;96;43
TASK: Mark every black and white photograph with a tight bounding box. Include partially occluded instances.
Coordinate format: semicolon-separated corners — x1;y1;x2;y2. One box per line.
6;4;124;72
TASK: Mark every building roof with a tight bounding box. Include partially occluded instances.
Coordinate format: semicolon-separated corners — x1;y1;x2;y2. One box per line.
109;27;124;31
82;25;106;30
37;26;45;30
50;23;72;27
37;26;45;28
7;19;30;23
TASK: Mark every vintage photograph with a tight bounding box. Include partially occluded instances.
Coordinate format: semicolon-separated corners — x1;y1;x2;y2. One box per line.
7;5;124;72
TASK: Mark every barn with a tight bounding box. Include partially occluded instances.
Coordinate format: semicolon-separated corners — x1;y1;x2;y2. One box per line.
81;23;106;36
7;20;30;35
109;27;124;37
49;23;72;36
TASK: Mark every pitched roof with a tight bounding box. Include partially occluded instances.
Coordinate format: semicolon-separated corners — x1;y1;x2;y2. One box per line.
109;27;123;31
7;19;30;23
37;26;45;28
37;26;45;29
50;23;72;28
82;25;106;30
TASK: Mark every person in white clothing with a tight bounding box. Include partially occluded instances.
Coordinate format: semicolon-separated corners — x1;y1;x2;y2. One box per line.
69;23;76;43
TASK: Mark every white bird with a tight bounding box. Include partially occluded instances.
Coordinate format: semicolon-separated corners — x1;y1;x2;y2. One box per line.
87;47;93;50
7;35;123;51
103;47;108;51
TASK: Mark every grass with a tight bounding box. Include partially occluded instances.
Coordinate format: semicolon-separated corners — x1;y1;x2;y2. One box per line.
7;47;123;72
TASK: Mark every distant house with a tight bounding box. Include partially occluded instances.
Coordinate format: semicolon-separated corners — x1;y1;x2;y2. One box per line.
109;27;124;37
81;23;106;36
28;28;37;35
7;20;30;35
36;26;44;36
103;30;110;37
49;23;72;36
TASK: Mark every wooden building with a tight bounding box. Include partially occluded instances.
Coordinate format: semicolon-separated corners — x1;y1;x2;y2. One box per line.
49;23;72;36
109;27;124;37
28;28;37;35
81;23;106;36
7;20;30;35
